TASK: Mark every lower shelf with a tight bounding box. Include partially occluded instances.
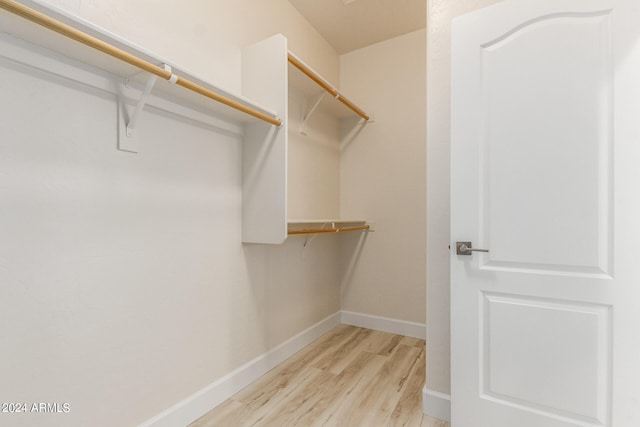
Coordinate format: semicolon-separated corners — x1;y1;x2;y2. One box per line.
287;219;372;236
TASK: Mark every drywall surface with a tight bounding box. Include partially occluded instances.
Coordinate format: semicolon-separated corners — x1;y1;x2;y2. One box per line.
425;0;503;396
40;0;340;94
339;29;427;325
287;88;341;220
0;1;340;426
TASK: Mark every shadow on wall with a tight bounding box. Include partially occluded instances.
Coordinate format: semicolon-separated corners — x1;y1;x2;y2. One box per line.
339;230;369;298
340;116;371;152
242;235;342;354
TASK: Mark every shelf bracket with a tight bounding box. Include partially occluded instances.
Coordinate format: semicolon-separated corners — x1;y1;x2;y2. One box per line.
302;222;329;248
118;64;175;153
300;92;326;136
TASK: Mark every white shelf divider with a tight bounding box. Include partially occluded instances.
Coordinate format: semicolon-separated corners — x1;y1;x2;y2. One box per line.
241;34;289;244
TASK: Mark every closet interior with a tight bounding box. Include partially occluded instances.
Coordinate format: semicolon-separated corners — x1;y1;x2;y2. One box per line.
242;34;373;243
1;0;373;245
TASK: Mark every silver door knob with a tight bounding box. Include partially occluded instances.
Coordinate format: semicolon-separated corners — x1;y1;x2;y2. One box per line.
456;241;489;255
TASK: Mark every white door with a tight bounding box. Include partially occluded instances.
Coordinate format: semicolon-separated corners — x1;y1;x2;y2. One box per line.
451;0;640;426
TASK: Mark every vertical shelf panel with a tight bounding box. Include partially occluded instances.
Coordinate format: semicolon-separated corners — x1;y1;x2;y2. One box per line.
241;34;288;244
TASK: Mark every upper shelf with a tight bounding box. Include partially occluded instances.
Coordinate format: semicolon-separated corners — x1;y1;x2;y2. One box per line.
287;51;370;121
0;0;280;126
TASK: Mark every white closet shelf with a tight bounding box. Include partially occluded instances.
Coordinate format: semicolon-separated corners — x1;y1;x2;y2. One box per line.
0;0;280;126
287;219;373;236
241;34;372;244
287;219;367;225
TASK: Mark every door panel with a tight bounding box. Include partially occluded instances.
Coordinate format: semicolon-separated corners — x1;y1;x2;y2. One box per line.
480;11;613;277
450;0;639;426
482;293;610;423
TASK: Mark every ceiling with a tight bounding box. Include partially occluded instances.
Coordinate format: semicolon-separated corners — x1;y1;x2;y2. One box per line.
288;0;426;54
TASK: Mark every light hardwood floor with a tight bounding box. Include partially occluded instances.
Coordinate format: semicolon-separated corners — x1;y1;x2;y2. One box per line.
190;325;450;427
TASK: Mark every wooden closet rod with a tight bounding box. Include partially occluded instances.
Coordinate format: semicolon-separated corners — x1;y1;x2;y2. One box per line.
0;0;282;127
287;52;370;121
288;225;370;235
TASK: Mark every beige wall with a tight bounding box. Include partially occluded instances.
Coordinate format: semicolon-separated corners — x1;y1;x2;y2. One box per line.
340;29;427;325
425;0;503;396
287;88;341;220
44;0;340;91
0;1;437;425
1;1;342;426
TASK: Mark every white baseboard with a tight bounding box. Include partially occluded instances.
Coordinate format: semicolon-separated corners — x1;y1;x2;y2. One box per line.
422;386;451;422
137;312;341;427
340;310;426;339
138;311;426;427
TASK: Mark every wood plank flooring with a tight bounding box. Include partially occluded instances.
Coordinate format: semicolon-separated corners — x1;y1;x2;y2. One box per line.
190;325;450;427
